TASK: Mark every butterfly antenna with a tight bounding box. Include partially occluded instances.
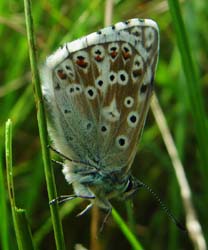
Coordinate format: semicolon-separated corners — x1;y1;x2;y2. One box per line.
137;180;186;232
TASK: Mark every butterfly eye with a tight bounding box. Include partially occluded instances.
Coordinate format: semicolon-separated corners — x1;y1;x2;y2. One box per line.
123;176;139;198
124;178;133;193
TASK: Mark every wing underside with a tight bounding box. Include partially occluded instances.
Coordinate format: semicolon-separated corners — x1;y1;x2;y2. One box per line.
42;19;159;173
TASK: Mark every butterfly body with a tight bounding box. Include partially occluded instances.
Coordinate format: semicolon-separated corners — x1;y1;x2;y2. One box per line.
42;18;159;211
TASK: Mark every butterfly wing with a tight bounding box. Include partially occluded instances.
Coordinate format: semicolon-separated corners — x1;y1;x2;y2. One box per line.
42;19;159;174
98;21;159;172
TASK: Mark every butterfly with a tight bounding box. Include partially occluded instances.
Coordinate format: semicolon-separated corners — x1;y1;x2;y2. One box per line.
41;18;159;215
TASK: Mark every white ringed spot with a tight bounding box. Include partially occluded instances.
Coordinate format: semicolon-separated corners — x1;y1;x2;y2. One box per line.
131;27;142;41
127;111;139;127
121;43;132;60
73;51;89;70
85;86;97;100
61;59;75;80
118;70;128;85
91;45;105;62
108;43;119;60
95;75;107;93
67;83;83;96
116;135;129;149
124;96;134;108
100;123;110;134
108;71;117;85
131;55;144;81
56;68;67;80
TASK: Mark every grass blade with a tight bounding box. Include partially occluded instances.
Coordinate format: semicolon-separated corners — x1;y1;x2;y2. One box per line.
5;119;35;250
23;0;66;249
167;0;208;180
112;208;143;250
0;151;9;250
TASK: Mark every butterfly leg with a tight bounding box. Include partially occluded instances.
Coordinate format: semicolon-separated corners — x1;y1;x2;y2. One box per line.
99;206;112;233
49;194;78;205
49;193;96;205
76;203;93;217
52;159;64;167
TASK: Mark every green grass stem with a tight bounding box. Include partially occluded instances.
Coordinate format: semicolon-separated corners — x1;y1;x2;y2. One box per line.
112;208;144;250
23;0;66;249
5;119;35;250
0;148;9;250
168;0;208;181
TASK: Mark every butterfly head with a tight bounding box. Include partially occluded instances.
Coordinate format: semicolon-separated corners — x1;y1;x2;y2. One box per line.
90;169;140;200
63;160;140;209
121;175;141;199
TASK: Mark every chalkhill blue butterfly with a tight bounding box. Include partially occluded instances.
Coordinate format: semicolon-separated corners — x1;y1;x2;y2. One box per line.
42;18;159;215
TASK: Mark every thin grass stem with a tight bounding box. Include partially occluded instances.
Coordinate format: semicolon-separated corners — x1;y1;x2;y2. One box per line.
23;0;66;249
5;119;35;250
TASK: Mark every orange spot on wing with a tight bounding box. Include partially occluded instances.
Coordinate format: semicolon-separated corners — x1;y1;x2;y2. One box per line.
57;69;67;80
76;58;88;68
110;51;118;58
123;51;131;60
95;55;104;62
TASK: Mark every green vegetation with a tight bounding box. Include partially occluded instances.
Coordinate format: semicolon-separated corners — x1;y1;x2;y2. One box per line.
0;0;207;249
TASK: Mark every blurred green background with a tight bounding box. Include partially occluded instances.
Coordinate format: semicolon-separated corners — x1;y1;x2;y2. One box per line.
0;0;208;250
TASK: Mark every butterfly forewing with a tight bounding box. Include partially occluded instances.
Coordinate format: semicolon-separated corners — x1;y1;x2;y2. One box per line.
42;18;159;198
